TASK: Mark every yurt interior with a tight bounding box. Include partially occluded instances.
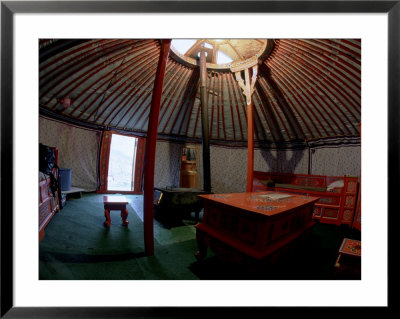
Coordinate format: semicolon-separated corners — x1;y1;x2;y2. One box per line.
39;39;362;281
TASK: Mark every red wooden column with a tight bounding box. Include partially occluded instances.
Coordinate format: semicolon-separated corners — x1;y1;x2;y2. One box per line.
246;103;255;192
231;65;258;192
244;68;254;192
143;39;171;256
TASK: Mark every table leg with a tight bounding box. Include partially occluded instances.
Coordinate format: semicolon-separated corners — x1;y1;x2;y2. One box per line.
104;209;111;228
121;208;129;226
195;231;208;261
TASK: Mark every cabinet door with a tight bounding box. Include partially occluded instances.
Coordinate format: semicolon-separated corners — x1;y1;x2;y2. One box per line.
180;145;199;188
341;177;359;225
352;186;361;231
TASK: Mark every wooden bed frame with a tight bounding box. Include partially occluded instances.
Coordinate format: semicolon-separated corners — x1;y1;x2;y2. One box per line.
39;147;60;242
252;171;359;226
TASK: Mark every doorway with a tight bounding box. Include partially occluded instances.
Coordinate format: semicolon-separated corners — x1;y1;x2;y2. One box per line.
107;133;138;191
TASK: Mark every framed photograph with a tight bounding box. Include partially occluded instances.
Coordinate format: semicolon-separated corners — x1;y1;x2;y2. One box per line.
1;0;396;317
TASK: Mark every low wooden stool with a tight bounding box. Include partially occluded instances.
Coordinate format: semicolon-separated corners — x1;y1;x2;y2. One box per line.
103;195;129;228
334;238;361;278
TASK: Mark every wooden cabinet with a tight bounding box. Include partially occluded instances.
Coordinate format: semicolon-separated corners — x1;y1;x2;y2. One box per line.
39;171;60;242
352;184;361;231
253;171;359;226
179;145;199;189
340;177;359;226
39;145;60;242
352;122;361;231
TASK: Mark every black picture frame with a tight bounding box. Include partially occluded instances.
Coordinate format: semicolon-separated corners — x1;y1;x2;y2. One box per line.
1;1;395;317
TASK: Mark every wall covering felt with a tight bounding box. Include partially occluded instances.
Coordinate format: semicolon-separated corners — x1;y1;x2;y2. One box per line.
39;116;101;191
39;118;360;194
154;141;361;194
209;146;312;193
311;146;361;177
154;140;182;188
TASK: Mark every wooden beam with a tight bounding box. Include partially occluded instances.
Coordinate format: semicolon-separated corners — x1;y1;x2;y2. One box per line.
246;102;254;192
200;48;211;192
244;68;254;192
143;39;171;256
231;66;257;193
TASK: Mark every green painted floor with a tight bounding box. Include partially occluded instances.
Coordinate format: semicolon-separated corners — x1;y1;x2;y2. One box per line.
39;193;361;280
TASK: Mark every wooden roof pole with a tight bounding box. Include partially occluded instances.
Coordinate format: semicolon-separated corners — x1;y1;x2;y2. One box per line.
199;48;212;192
245;68;254;192
143;39;171;256
231;60;258;192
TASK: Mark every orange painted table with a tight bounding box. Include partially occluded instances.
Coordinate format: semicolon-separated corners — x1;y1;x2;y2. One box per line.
195;192;319;261
103;195;129;227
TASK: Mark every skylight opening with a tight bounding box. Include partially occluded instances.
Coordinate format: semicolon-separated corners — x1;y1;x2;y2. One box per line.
203;42;213;49
170;39;269;69
217;51;233;64
171;39;196;55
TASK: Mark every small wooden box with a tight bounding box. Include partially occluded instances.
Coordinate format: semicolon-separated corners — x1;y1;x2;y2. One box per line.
334;238;361;278
339;238;361;257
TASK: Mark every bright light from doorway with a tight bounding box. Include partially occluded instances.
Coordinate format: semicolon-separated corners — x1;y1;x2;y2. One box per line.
107;134;138;191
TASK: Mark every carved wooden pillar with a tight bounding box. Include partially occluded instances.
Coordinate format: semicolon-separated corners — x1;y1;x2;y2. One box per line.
231;63;258;192
143;39;171;256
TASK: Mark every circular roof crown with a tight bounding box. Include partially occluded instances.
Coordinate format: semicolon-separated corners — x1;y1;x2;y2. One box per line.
170;39;272;70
